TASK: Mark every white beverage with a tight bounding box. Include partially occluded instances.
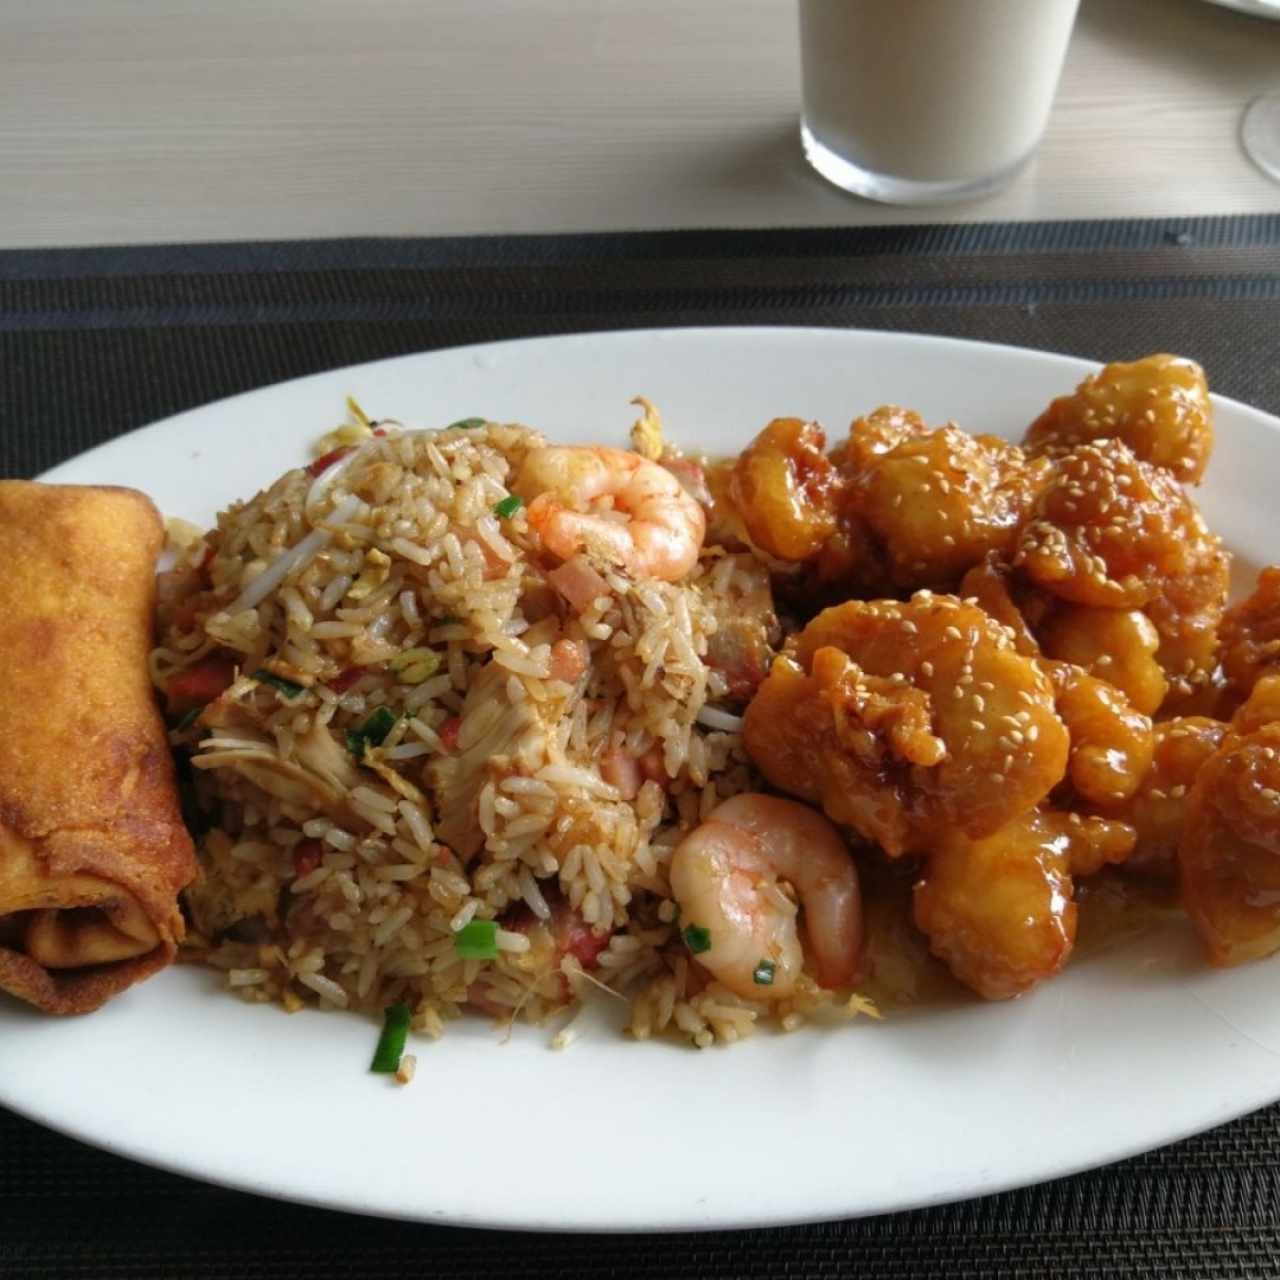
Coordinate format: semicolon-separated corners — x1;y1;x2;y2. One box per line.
799;0;1080;202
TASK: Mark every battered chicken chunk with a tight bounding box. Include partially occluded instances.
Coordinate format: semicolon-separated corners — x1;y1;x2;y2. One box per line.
1039;606;1168;716
743;596;1070;856
843;423;1049;592
957;556;1044;657
1013;439;1228;691
913;809;1077;1000
1220;566;1280;702
1180;679;1280;966
1044;660;1154;808
729;417;841;562
835;404;931;476
1025;353;1214;485
1116;716;1228;871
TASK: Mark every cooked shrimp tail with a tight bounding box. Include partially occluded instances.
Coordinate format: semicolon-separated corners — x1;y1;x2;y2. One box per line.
669;793;862;1000
514;444;706;581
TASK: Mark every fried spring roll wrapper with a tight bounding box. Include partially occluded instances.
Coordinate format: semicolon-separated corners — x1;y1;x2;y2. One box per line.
0;481;197;1014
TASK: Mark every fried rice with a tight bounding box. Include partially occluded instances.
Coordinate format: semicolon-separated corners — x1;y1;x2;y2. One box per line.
154;409;876;1049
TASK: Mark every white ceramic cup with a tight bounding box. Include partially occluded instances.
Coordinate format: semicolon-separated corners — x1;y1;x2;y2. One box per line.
798;0;1081;205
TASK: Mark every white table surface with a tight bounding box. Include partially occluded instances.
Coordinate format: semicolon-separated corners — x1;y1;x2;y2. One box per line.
1;0;1278;249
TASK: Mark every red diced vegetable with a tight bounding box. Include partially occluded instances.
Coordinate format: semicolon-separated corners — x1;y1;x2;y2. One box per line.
327;665;366;694
560;913;610;970
292;840;324;878
439;717;462;751
306;446;353;478
166;655;237;714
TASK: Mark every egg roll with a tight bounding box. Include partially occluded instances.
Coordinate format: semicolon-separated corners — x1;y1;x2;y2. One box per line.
0;480;196;1013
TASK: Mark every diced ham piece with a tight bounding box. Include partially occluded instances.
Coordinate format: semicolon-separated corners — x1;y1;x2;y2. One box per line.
468;894;611;1017
548;638;588;684
548;557;610;614
600;746;642;800
557;908;610;970
600;743;669;800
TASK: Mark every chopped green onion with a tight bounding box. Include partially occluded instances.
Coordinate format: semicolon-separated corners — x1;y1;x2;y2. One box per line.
455;919;499;960
683;924;712;955
493;494;523;520
370;1002;411;1073
346;705;399;757
252;669;306;699
448;417;486;430
752;959;776;986
174;705;204;731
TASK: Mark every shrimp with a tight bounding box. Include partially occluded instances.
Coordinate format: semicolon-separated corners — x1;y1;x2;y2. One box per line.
513;445;706;581
668;793;863;1000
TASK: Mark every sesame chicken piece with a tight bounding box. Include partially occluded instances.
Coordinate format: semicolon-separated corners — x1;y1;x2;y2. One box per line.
729;417;842;562
1013;439;1228;693
1220;566;1280;703
1113;716;1229;873
833;404;932;476
957;556;1045;657
1179;678;1280;966
1039;606;1168;716
913;808;1077;1000
843;422;1050;592
743;595;1070;856
1043;660;1154;808
1024;353;1214;485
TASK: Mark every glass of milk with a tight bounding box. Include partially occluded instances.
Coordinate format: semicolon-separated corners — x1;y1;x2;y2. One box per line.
798;0;1081;205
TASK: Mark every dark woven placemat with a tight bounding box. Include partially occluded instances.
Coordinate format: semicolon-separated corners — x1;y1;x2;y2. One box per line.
3;216;1280;1279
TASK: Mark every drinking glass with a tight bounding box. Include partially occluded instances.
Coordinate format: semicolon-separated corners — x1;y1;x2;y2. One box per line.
798;0;1081;205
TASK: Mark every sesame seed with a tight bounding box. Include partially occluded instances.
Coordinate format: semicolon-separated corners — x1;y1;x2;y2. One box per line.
970;719;986;731
973;695;986;712
920;661;934;677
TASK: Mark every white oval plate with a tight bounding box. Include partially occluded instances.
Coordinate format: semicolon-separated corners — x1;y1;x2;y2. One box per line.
4;327;1280;1233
